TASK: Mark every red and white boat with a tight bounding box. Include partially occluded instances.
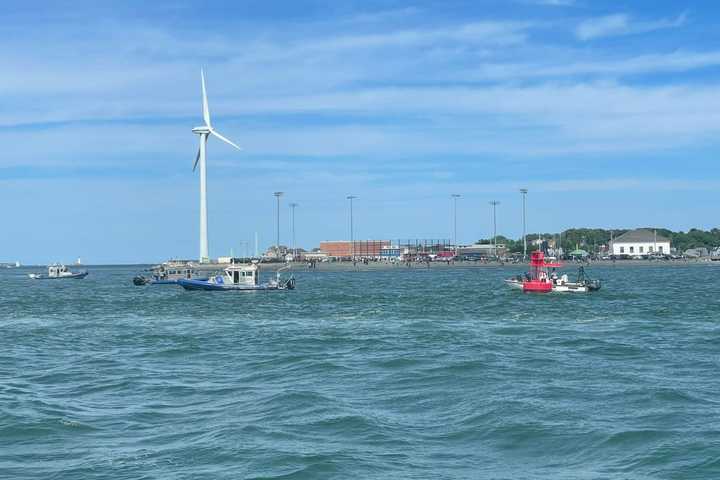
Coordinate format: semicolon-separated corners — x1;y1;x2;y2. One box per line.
505;251;601;293
504;251;559;293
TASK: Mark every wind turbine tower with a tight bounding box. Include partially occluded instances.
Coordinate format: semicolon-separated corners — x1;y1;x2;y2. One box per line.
191;69;242;263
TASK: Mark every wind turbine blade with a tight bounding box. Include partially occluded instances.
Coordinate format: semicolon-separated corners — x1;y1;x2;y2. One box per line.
201;69;211;127
193;147;200;171
210;129;242;150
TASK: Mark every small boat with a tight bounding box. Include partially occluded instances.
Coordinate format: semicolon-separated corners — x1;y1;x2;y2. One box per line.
504;251;560;293
177;262;295;291
133;261;208;285
29;264;88;280
505;251;600;293
550;266;601;293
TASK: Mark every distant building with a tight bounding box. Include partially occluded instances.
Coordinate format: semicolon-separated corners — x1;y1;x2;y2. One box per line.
610;229;670;256
684;247;709;258
380;246;402;259
303;251;329;261
319;240;390;258
264;245;290;259
457;243;507;257
397;239;452;255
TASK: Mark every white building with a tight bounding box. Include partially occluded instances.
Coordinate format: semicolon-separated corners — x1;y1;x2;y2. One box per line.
610;229;670;256
457;243;507;257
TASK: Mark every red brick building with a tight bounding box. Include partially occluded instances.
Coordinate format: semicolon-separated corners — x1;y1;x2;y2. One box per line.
319;240;390;258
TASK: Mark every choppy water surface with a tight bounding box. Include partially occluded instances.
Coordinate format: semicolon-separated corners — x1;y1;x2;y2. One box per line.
1;264;719;479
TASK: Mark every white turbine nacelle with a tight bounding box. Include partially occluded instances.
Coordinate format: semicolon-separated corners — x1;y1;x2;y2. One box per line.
192;126;211;134
192;69;242;263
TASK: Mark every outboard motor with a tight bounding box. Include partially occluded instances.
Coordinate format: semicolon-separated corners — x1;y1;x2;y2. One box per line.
133;275;148;286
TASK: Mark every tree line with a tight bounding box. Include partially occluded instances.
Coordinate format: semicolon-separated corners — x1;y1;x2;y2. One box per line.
478;228;720;254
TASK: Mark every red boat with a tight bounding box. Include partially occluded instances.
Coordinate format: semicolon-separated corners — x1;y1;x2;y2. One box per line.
504;251;562;293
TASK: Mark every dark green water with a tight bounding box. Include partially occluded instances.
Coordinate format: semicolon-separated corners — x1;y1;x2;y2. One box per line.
1;265;719;479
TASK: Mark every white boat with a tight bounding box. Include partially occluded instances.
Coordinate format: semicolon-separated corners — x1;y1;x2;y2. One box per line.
29;264;88;280
549;267;601;293
133;260;208;285
504;278;525;290
177;262;295;291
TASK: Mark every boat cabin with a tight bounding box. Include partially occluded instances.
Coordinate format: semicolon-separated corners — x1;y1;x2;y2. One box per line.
48;264;70;277
220;263;259;286
153;264;198;280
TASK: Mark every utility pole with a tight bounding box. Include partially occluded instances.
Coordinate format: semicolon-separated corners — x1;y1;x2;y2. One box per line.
490;201;500;258
451;194;461;254
273;192;283;254
347;195;357;261
290;202;298;260
654;229;657;254
520;188;528;260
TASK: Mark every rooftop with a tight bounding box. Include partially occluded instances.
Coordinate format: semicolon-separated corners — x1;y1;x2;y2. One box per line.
613;229;670;244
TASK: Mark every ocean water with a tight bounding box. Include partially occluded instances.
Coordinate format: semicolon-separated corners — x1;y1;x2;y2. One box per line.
1;264;719;479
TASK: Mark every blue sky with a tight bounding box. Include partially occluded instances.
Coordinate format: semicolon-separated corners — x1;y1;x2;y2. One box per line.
2;0;720;263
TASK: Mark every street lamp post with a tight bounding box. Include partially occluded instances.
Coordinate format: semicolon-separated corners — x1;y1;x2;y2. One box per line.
289;202;298;260
347;195;357;262
490;201;500;258
273;192;283;255
238;241;248;259
451;194;461;254
520;188;528;259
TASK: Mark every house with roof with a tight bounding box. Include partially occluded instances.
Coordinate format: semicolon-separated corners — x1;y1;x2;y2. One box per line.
610;229;671;256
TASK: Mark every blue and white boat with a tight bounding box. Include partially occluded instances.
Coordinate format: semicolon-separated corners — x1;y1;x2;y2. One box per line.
177;262;295;291
29;264;88;280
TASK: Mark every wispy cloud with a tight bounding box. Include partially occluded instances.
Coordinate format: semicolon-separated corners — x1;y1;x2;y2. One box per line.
522;0;576;6
575;13;686;41
471;50;720;80
303;21;530;51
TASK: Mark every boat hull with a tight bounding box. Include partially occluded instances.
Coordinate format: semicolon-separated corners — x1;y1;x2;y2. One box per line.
523;280;553;293
552;283;589;293
29;271;88;280
504;279;524;290
177;278;293;291
133;275;209;286
552;280;601;293
504;278;553;293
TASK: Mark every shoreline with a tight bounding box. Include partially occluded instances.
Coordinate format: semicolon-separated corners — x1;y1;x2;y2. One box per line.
259;258;720;272
9;259;717;272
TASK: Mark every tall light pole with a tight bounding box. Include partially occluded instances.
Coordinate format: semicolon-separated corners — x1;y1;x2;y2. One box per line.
451;194;461;253
520;188;528;259
490;200;500;258
347;195;357;261
290;202;298;260
273;192;283;254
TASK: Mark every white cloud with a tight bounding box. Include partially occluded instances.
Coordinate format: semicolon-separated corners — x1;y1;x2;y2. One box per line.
2;10;719;169
300;21;529;52
575;13;686;41
6;81;720;169
523;0;576;6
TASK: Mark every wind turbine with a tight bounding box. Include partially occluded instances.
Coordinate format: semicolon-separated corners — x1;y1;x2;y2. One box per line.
191;69;241;263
